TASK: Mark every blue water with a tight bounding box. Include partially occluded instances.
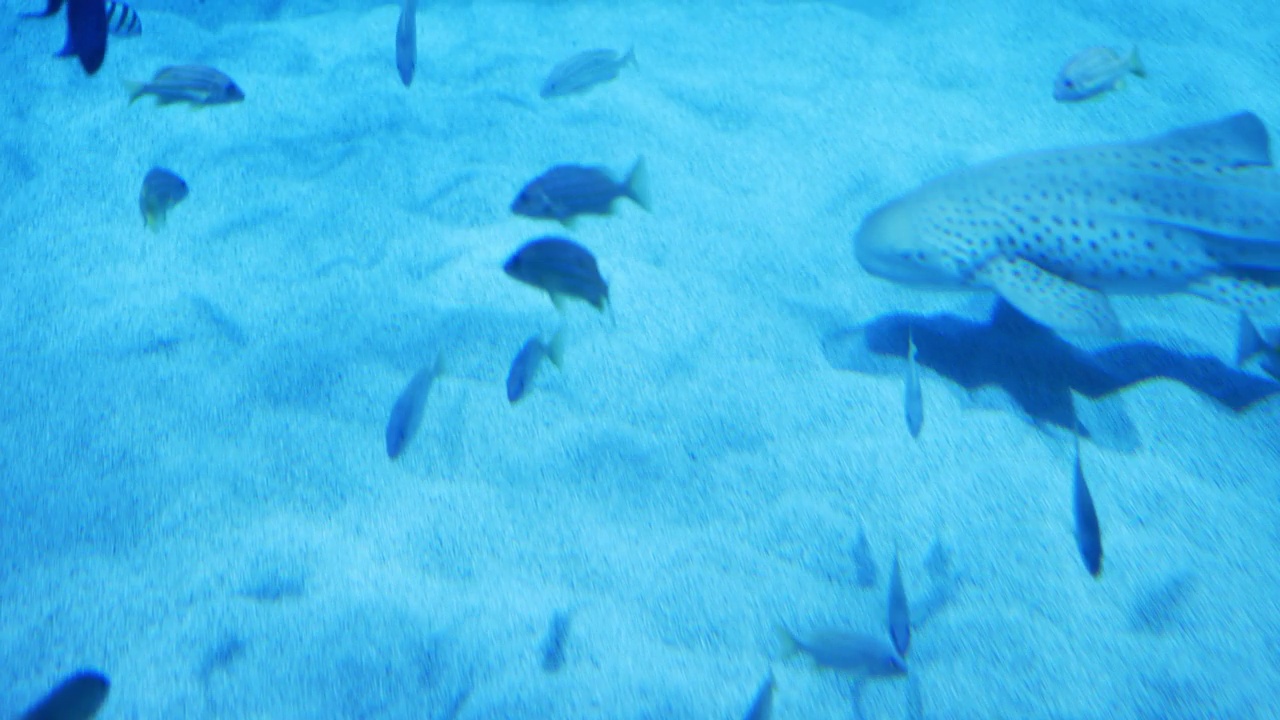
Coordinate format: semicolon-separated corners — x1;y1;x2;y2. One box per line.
3;1;1279;718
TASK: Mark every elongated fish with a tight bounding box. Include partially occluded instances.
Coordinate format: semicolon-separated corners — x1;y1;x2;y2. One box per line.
540;610;572;673
506;329;566;403
1053;46;1144;102
852;527;877;589
855;112;1280;341
64;0;107;75
778;626;907;677
21;669;110;720
540;47;636;99
385;354;445;459
741;671;774;720
887;549;911;656
1073;433;1103;577
395;0;415;87
903;327;923;438
129;65;245;106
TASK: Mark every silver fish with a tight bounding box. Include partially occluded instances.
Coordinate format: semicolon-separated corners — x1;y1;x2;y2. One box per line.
395;0;416;87
385;354;444;459
887;549;911;656
1073;432;1103;577
540;47;636;99
1054;46;1144;102
21;670;110;720
855;112;1280;340
903;327;923;438
129;65;245;106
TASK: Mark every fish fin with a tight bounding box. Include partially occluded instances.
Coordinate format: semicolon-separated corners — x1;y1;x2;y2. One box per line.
549;291;568;312
1236;311;1267;365
124;81;147;102
144;212;165;231
55;35;76;57
1138;112;1271;169
621;45;637;68
624;156;651;211
1128;46;1146;78
773;626;800;660
975;256;1122;336
546;327;568;369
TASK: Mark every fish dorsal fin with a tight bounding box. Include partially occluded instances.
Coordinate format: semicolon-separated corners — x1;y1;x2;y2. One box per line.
1137;111;1272;169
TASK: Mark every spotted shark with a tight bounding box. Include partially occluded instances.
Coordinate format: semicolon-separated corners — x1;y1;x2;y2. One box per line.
855;112;1280;343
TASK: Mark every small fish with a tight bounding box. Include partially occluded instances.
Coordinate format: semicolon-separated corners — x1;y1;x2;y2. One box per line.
887;549;911;657
851;528;877;589
741;670;774;720
540;47;636;99
1053;46;1144;102
128;65;245;106
506;329;566;404
903;327;923;438
395;0;416;87
778;627;907;677
503;237;609;312
21;669;110;720
540;610;572;673
511;159;650;225
1072;433;1103;577
139;167;189;230
64;0;108;75
385;354;445;459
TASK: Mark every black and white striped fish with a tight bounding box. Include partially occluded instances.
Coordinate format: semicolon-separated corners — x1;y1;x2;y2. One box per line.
50;0;140;53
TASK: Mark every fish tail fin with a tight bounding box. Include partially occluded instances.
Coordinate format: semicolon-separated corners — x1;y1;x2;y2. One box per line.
1237;311;1268;365
546;327;568;369
624;156;651;211
773;625;800;660
549;291;568;313
125;81;146;103
1128;46;1146;78
621;45;637;68
144;212;165;232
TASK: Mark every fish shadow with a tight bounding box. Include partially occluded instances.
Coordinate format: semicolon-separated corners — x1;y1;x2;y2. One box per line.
822;300;1280;448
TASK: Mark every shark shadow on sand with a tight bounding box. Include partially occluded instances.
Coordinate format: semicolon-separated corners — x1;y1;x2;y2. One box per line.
823;300;1280;450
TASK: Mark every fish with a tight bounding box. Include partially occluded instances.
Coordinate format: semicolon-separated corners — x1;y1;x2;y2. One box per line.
741;671;774;720
903;326;923;438
55;0;138;50
385;354;445;459
139;167;189;230
887;549;911;656
64;0;107;75
540;610;572;673
1072;432;1103;577
511;159;651;225
20;669;110;720
854;112;1280;341
503;237;609;312
1053;46;1145;102
506;329;566;404
395;0;415;87
540;47;636;99
778;626;907;677
851;528;877;589
128;65;245;106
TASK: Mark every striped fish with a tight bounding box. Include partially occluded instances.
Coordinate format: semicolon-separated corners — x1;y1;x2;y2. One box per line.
539;47;636;99
105;1;141;36
128;65;245;106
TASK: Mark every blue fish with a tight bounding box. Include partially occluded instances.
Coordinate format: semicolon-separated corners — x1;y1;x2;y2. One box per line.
503;237;609;312
506;329;565;404
887;549;911;656
511;159;650;225
1073;433;1103;577
385;355;445;459
20;669;110;720
64;0;107;74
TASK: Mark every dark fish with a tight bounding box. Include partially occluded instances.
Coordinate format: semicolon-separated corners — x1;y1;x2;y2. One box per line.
503;237;609;312
511;159;650;225
129;65;245;106
506;329;565;403
540;610;572;673
540;47;636;99
779;627;907;677
139;167;189;230
22;0;66;18
395;0;416;87
887;550;911;657
57;0;139;50
1073;433;1103;577
904;327;923;438
385;355;444;459
851;528;877;589
65;0;107;75
741;671;774;720
21;669;110;720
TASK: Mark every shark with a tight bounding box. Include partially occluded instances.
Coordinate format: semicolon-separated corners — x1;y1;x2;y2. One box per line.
854;112;1280;341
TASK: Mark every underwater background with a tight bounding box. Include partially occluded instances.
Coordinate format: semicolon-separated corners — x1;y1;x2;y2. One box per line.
3;0;1279;717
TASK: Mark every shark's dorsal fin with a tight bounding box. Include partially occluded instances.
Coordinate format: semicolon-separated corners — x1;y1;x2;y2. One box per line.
1138;112;1272;169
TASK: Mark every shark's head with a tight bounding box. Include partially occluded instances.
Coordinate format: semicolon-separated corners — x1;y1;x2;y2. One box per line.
854;193;972;288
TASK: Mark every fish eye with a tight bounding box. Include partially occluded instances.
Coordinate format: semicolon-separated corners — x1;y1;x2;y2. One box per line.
1063;79;1074;88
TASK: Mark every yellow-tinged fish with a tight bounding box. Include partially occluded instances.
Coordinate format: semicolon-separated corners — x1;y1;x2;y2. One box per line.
128;65;245;106
1053;46;1144;102
139;166;188;230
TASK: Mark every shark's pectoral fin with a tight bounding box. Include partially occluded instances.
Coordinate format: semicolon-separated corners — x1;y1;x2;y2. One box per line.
975;256;1122;336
